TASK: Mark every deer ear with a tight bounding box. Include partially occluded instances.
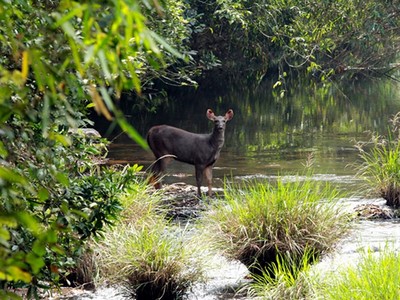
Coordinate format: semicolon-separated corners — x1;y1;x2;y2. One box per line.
206;109;215;120
225;109;234;121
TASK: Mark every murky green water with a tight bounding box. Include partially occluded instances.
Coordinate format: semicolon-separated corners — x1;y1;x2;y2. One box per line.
102;77;400;193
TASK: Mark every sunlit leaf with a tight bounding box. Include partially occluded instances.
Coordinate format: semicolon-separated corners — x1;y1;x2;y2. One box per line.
0;166;28;185
16;212;41;235
49;132;72;146
55;173;70;187
37;188;49;202
90;85;113;121
273;81;282;89
0;227;11;241
21;50;29;81
5;266;32;283
53;4;87;32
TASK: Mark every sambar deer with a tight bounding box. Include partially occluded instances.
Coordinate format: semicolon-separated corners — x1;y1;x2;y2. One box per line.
147;109;234;196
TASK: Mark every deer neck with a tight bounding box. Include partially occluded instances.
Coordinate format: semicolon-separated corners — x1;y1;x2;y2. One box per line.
210;128;225;150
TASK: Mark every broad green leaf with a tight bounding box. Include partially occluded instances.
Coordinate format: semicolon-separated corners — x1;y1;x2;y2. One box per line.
0;140;8;158
16;212;40;236
5;266;32;283
37;187;49;202
0;167;28;185
26;252;45;274
0;215;17;228
32;240;46;257
55;173;70;187
0;227;10;241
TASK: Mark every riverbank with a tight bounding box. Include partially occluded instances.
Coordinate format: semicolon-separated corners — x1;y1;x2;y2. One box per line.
35;183;399;300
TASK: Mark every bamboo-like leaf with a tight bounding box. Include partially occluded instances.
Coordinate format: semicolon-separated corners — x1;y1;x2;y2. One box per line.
69;40;84;76
98;50;111;80
21;50;29;81
30;50;46;91
0;166;28;185
115;110;148;149
149;30;184;59
41;95;50;138
89;85;113;121
53;4;87;29
99;86;116;112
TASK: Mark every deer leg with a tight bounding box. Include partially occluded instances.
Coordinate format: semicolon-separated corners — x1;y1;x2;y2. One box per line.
195;166;204;197
204;166;213;197
150;157;170;189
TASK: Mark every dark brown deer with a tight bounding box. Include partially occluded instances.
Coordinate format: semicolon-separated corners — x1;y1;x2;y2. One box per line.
147;109;234;197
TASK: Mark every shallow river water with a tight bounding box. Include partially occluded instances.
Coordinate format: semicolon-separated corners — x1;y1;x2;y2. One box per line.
76;77;400;299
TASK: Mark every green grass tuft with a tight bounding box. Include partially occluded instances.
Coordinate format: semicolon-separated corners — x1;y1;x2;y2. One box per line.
356;132;400;207
247;248;317;299
316;246;400;300
93;181;206;300
200;176;351;276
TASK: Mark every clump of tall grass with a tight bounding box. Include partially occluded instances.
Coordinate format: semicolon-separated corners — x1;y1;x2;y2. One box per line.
356;114;400;207
315;246;400;299
95;221;205;299
246;249;317;299
93;180;206;300
200;176;350;277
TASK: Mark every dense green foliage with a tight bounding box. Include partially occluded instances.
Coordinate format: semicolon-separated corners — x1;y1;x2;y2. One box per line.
0;0;178;297
186;0;400;82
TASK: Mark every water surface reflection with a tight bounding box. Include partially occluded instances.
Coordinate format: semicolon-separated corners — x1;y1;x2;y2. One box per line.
98;78;400;192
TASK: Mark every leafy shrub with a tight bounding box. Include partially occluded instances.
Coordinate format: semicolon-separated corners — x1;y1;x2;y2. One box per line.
0;0;180;298
200;177;350;276
0;118;142;296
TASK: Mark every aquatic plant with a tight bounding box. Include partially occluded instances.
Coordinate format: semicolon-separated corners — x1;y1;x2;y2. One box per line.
200;176;350;277
315;246;400;299
94;185;206;300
